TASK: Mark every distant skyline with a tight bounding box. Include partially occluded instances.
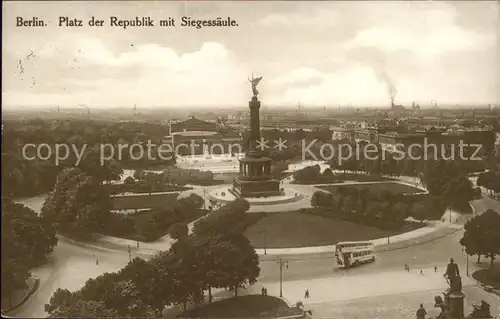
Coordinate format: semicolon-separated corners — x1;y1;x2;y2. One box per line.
2;1;500;109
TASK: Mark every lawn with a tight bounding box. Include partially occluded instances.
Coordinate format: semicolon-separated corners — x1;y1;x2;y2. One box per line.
178;295;302;318
472;268;500;289
104;208;208;242
111;192;180;210
293;173;393;185
316;182;423;195
244;210;422;248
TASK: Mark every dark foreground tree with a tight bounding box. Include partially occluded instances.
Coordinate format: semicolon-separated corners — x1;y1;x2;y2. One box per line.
2;199;57;307
41;167;111;239
460;209;500;269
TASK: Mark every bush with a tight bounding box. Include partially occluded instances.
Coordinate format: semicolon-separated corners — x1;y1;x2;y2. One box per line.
104;204;207;242
124;176;135;184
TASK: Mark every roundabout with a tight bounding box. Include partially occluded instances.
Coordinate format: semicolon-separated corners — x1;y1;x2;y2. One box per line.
209;185;303;206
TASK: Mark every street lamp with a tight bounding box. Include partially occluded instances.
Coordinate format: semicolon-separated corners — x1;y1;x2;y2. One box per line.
277;257;289;298
462;247;469;277
203;188;207;210
264;232;268;255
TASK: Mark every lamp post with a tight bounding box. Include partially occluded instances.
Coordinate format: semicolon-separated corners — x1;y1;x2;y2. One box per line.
203;188;207;210
264;232;267;255
277;257;289;298
462;247;469;277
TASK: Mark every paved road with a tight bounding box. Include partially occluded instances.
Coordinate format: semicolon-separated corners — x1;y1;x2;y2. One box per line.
9;178;500;317
8;240;130;318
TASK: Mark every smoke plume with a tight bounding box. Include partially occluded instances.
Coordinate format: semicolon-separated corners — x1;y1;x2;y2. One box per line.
379;71;397;101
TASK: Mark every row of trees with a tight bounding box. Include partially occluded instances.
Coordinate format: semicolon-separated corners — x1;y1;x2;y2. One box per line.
293;165;386;184
107;193;205;242
41;166;208;241
326;141;488;179
2;118;182;198
44;199;260;317
134;167;215;187
460;209;500;269
420;159;477;212
41;168;112;240
312;185;447;228
1;199;58;308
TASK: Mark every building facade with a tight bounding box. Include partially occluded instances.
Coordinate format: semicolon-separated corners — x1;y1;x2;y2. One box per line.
165;116;243;156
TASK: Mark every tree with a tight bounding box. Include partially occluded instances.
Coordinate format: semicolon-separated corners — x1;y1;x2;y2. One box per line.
46;258;165;317
477;171;500;196
178;193;204;210
192;199;250;237
293;165;322;183
48;300;119;317
134;214;158;242
160;241;205;312
169;223;189;241
45;288;74;314
420;160;463;197
412;196;445;221
460;209;500;269
442;176;475;210
2;199;57;306
210;234;260;297
311;191;333;208
41;168;111;239
124;176;135;185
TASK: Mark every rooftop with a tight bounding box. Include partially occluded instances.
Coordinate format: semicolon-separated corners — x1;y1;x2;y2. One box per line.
172;131;219;137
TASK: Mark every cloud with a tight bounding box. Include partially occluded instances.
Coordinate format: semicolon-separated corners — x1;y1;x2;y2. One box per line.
346;23;495;63
257;6;343;28
269;67;325;88
3;1;498;108
3;37;250;108
266;65;389;106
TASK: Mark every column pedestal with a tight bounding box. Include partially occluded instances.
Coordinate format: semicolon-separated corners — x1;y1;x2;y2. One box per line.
443;290;465;319
449;292;465;318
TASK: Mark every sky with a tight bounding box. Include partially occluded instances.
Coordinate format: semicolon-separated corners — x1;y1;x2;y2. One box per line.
2;1;499;109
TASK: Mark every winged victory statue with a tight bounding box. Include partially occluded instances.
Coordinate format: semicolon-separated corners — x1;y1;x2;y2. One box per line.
248;74;263;97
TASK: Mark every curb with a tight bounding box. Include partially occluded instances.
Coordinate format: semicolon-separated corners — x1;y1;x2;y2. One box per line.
2;277;40;315
469;275;500;297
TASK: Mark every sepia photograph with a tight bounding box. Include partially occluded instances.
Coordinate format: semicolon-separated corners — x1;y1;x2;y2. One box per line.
2;1;500;318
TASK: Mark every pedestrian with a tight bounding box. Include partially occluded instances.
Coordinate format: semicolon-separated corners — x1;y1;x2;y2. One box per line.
434;266;437;272
304;289;310;299
416;303;427;319
419;269;424;276
404;264;408;271
96;259;99;265
264;288;268;296
137;241;139;248
261;287;265;295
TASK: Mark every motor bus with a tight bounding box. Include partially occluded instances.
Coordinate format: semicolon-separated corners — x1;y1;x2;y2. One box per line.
335;241;375;268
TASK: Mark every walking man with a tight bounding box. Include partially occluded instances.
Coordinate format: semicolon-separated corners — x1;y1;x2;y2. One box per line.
419;269;424;276
304;289;309;299
434;266;437;272
416;303;427;319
